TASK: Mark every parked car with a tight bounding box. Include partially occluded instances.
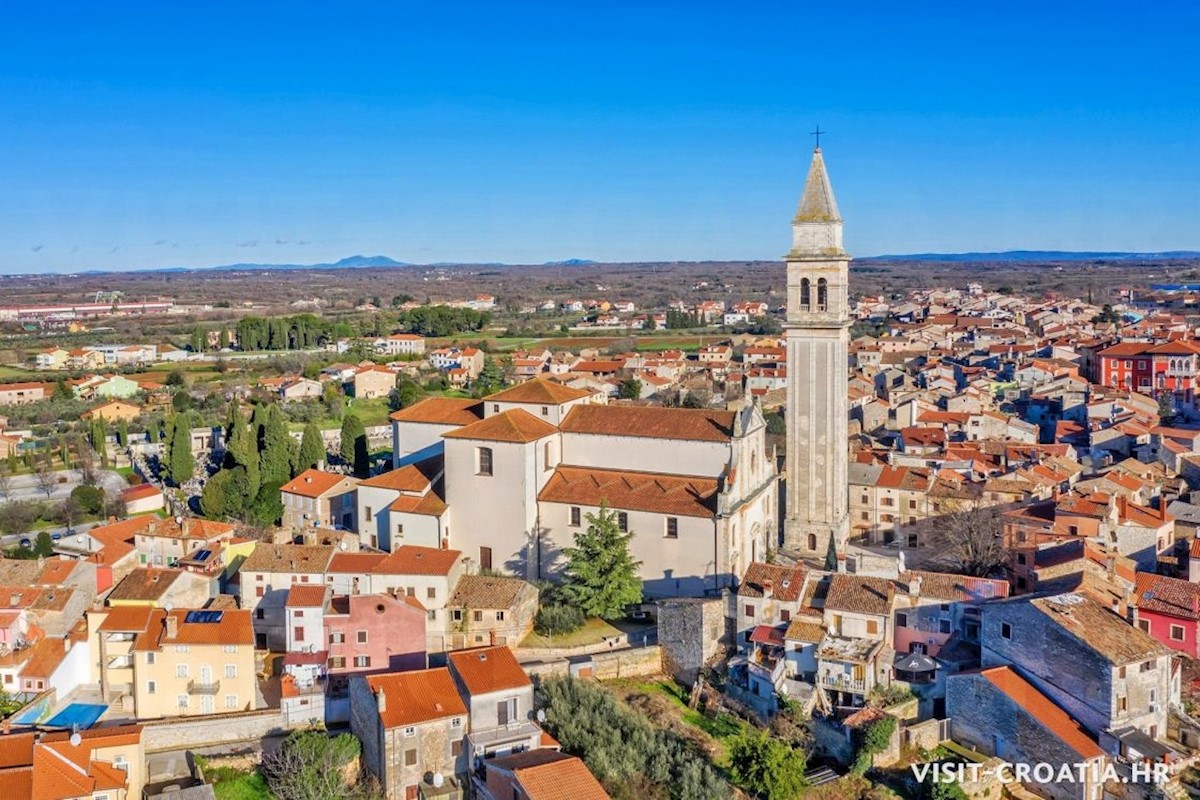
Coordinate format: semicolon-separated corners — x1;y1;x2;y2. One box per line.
18;538;31;549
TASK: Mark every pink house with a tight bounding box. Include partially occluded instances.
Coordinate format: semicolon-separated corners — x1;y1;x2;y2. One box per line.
324;592;427;693
892;570;1010;658
1134;572;1200;659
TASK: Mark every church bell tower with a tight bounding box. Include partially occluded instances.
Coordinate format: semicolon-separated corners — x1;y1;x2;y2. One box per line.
783;146;850;558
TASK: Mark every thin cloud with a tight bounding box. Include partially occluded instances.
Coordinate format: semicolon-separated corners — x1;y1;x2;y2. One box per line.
275;238;289;245
297;240;310;246
107;246;120;254
154;239;167;246
236;240;259;248
31;244;43;252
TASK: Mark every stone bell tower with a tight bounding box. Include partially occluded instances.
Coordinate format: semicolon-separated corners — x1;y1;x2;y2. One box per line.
782;146;850;558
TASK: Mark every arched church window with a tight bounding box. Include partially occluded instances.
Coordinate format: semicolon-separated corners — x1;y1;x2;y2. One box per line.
817;278;828;311
807;533;817;551
800;278;811;310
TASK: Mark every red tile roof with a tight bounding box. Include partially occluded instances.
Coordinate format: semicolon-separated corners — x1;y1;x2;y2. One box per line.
371;545;462;576
448;645;531;696
389;397;484;426
560;404;734;442
442;408;558;443
979;666;1103;759
538;465;719;519
280;469;353;499
365;667;467;728
484;379;594;404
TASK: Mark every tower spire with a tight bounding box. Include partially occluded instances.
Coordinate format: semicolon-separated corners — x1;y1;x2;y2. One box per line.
794;147;842;224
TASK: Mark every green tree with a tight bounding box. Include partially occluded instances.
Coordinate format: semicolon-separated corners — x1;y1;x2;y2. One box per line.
200;467;252;520
559;504;643;620
254;404;292;488
727;728;808;800
928;781;968;800
172;391;193;413
390;374;425;411
117;418;129;447
166;412;195;486
340;414;369;478
52;381;72;401
824;535;839;571
1158;393;1175;423
33;531;55;558
190;325;206;353
616;377;643;400
473;356;506;397
297;421;325;472
261;729;377;800
70;484;105;515
218;327;230;350
224;402;261;502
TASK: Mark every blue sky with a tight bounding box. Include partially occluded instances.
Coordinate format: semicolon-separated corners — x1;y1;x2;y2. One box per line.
1;2;1198;273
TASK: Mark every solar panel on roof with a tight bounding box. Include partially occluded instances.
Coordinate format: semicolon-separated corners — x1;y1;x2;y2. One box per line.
184;610;224;624
194;549;213;561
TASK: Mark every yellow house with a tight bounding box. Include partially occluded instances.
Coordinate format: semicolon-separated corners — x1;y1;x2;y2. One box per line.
81;399;145;423
89;605;257;719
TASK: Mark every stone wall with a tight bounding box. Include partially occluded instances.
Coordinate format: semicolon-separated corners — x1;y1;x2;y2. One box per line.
657;597;724;684
589;646;662;680
141;709;296;753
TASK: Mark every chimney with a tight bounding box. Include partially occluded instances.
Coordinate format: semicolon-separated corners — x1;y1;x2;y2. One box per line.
909;576;923;598
1193;593;1200;615
761;579;773;598
165;613;178;640
376;687;386;713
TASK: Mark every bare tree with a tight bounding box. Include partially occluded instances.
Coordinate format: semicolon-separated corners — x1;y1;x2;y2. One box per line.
33;457;57;500
0;465;11;502
72;435;99;487
923;496;1009;577
261;730;381;800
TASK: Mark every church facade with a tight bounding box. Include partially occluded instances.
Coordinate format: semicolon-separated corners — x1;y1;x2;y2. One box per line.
386;380;778;597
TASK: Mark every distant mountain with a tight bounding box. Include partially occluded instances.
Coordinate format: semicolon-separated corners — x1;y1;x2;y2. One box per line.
542;258;597;266
860;250;1200;263
206;254;413;272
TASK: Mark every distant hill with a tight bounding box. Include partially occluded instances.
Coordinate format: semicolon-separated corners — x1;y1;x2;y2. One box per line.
860;250;1200;263
542;258;597;266
205;254;413;272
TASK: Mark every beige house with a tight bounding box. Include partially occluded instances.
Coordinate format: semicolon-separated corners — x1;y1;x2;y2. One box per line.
279;468;360;531
80;399;144;422
445;574;538;650
89;605;257;719
353;365;396;399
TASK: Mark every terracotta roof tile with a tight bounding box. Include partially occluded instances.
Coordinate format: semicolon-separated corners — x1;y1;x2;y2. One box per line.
442;408;558;443
1135;572;1200;621
538;466;719;519
389;397;484;426
825;574;894;616
448;645;531;696
371;545;462;576
365;667;467;728
484;379;594;405
560;405;734;443
979;666;1103;759
280;469;356;499
359;456;442;491
738;562;807;601
513;753;610;800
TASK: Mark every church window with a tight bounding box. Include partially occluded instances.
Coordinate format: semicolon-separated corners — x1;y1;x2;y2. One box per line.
617;512;628;532
570;507;581;527
800;278;811;310
817;278;828;310
807;533;817;551
665;518;678;539
477;447;493;476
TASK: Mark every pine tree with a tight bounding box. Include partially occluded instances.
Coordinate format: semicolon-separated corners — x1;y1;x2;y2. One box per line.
167;412;194;486
298;421;325;472
117;419;129;447
340;414;369;478
560;504;643;619
473;357;506;397
52;381;72;401
824;535;839;571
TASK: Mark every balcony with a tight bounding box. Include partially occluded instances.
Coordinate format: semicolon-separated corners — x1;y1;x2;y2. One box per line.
465;719;542;756
187;679;221;695
816;673;866;694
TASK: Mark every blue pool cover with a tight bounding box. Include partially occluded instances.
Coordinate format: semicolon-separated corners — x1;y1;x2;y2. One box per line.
44;703;108;729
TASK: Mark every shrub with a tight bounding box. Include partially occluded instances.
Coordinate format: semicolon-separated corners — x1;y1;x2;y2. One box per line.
70;484;105;515
535;603;585;636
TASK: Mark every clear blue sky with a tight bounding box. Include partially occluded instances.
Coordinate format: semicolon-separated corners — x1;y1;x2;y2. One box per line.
2;2;1198;273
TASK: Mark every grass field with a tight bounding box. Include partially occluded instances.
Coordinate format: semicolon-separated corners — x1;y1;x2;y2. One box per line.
0;365;39;380
520;617;623;649
198;760;272;800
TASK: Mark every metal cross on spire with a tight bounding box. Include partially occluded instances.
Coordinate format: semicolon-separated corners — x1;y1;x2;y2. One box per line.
811;125;825;149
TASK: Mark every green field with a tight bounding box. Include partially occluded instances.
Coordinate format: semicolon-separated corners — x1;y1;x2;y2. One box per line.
520;617;623;649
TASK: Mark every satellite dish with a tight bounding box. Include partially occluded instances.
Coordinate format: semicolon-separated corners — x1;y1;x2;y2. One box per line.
432;773;444;788
164;602;174;613
75;535;84;545
69;732;82;747
339;540;348;551
175;516;183;524
536;709;546;724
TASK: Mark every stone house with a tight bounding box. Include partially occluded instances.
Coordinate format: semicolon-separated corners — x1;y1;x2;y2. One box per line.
482;750;609;800
351;667;469;800
980;593;1178;757
445;575;538;650
279;468;359;532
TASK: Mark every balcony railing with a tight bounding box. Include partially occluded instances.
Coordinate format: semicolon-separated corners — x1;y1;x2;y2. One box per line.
187;679;221;695
817;674;866;693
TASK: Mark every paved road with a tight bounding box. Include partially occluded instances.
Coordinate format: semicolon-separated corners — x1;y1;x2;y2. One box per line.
0;518;104;549
0;468;126;504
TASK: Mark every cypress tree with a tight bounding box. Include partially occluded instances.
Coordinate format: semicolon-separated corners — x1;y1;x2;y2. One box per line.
298;421;325;472
824;535;839;572
167;411;194;486
256;404;291;488
339;414;369;478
